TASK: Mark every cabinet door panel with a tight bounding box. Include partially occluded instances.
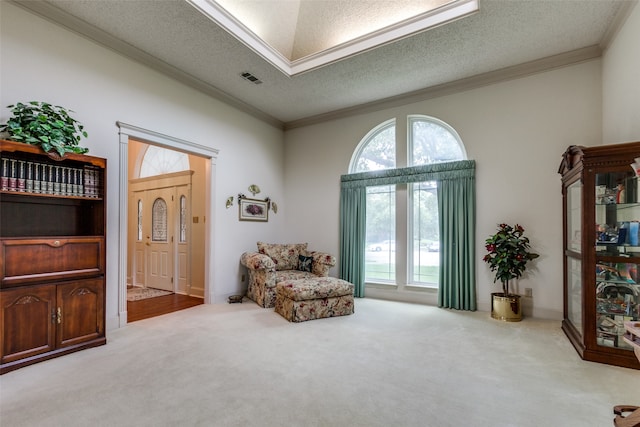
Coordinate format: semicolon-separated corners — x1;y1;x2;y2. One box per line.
1;237;104;286
0;285;56;363
57;279;104;348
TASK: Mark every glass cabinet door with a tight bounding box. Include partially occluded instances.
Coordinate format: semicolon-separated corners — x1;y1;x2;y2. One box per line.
595;261;640;348
594;170;640;350
567;180;582;253
567;258;582;334
566;179;583;334
595;172;640;256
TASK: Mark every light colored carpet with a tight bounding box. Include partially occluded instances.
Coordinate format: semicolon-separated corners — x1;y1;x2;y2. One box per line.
1;299;638;427
126;287;173;301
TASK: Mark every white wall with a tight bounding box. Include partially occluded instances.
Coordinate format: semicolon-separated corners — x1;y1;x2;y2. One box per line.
284;60;603;319
0;3;287;330
603;2;640;144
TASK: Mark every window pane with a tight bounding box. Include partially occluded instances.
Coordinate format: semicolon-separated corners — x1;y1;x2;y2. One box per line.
137;199;143;241
410;118;464;165
353;123;396;172
152;198;167;242
365;185;395;282
140;145;190;178
412;181;439;286
179;195;187;243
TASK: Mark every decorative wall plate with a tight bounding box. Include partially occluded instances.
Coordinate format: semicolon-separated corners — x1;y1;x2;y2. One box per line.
248;184;260;196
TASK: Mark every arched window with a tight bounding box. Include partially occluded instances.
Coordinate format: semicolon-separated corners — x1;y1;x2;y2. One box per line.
409;115;466;166
350;119;396;172
152;198;168;242
140;145;190;178
350;115;466;288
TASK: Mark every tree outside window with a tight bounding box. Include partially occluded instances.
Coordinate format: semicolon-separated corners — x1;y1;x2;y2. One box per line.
350;115;465;289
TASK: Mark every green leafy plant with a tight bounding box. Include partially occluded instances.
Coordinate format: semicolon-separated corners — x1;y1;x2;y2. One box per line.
483;223;539;296
0;101;88;156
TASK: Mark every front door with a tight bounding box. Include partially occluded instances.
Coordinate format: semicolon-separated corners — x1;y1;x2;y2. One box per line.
129;171;193;294
144;187;175;291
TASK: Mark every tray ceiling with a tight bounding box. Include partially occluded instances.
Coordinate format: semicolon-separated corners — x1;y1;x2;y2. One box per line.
193;0;478;75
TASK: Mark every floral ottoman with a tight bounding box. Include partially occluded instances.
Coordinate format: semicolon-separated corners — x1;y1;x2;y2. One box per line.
275;277;355;322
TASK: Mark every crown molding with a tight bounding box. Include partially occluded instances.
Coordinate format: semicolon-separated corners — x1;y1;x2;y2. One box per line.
600;0;638;50
10;0;285;130
283;45;603;130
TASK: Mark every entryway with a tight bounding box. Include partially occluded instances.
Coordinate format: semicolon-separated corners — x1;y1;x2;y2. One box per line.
127;170;204;322
129;175;191;293
125;138;207;321
118;123;217;325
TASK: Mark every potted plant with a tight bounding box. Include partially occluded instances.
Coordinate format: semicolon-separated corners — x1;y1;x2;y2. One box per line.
0;101;89;157
483;223;539;321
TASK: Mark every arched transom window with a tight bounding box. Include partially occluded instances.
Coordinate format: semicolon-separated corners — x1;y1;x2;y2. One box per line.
140;145;190;178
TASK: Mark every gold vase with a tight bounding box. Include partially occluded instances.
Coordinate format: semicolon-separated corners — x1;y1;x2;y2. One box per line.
491;292;522;322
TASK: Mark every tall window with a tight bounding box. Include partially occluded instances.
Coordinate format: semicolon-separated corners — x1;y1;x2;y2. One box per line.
350;115;465;289
350;120;397;282
137;199;143;241
179;195;187;243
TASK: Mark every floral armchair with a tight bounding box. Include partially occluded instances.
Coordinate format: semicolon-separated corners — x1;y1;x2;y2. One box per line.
240;242;336;308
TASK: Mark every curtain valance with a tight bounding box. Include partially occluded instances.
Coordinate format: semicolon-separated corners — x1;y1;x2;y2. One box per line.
340;160;475;188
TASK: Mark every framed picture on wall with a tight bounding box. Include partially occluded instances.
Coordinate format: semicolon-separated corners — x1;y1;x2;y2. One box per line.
239;197;269;221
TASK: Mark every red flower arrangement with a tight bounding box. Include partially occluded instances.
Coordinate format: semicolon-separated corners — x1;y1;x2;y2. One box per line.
483;223;539;296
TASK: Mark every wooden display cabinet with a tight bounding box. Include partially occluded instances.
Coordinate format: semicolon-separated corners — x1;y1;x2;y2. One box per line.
559;142;640;369
0;139;106;374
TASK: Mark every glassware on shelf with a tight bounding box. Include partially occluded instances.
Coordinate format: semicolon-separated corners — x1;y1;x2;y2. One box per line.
596;262;640;349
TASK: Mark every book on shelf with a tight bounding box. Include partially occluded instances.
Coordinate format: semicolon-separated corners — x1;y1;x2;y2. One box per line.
0;153;98;198
83;165;100;198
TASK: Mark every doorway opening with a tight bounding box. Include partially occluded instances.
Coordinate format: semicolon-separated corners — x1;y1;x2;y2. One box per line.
117;122;218;326
127;142;204;321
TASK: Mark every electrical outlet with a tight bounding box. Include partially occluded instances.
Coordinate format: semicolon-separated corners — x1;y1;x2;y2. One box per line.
525;287;533;298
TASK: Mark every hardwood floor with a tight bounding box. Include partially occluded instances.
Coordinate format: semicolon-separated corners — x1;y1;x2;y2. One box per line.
127;293;204;323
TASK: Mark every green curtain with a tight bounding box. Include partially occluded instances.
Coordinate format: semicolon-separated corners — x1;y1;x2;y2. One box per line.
339;187;366;297
340;160;476;309
437;174;476;310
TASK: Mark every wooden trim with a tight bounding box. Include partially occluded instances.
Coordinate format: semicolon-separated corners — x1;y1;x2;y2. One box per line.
0;139;106;167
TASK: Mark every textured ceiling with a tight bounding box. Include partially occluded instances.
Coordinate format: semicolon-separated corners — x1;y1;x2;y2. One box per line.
11;0;634;129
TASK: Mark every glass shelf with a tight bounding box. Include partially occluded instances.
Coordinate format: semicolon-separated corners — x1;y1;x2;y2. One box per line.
595;245;640;258
595;172;640;260
595;201;640;207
